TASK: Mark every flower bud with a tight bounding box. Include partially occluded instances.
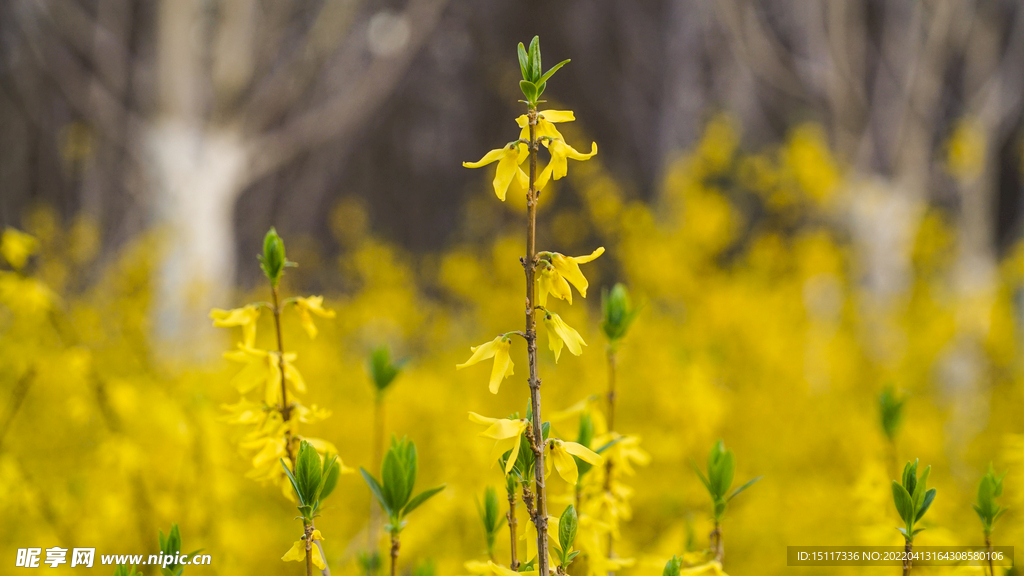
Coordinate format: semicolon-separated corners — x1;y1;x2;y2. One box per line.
259;227;288;285
601;283;639;344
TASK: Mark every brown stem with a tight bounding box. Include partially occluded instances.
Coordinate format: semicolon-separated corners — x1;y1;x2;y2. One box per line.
985;535;994;576
305;523;315;576
272;285;294;461
604;350;617;573
390;532;400;576
524;106;550;576
902;539;912;576
507;491;520;570
710;524;723;564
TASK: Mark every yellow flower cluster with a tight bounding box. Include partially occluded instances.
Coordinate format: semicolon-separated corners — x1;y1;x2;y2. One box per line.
210;294;346;501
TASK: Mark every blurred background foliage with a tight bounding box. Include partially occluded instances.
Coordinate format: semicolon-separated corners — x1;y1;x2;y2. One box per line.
1;115;1023;574
2;0;1024;574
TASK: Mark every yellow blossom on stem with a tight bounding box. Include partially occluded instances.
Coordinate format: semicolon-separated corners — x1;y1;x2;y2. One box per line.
542;311;586;362
464;560;537;576
282;529;325;569
210;304;261;347
549;247;605;297
293;295;336;339
463;142;529;201
546;139;597;180
469;412;529;474
546;438;602;485
536;262;573;307
223;344;305;404
456;335;514;394
0;228;38;271
515;110;575;142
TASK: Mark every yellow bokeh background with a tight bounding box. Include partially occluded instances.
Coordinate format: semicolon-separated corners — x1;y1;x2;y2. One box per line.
1;115;1021;576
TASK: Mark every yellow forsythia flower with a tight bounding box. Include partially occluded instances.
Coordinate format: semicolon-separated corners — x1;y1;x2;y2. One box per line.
210;305;261;347
293;295;336;339
464;560;535;576
546;438;602;485
515;109;575;142
543;139;598;181
536;262;573;307
456;335;514;394
543;311;586;362
282;530;325;569
223;345;305;405
550;247;604;297
469;412;529;474
463;142;529;201
0;228;38;271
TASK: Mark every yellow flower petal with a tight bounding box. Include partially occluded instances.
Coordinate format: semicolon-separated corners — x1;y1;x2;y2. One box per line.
547;140;597;180
281;540;305;563
562;440;602;465
294;296;335;339
488;339;514;394
456;336;502;369
210;305;261;347
543;312;586;362
550;247;604;297
463;147;506;168
549;440;581;485
536;265;572;308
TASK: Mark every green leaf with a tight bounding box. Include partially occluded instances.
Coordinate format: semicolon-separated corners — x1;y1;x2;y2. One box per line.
713;451;735;499
915;488;936;522
913;465;931;506
903;460;918;495
295;441;322;505
558;505;578;556
404;484;446;517
519;81;538;103
280;458;303;504
892;481;914;524
537;59;570;85
566;550;581;564
517;43;529;81
361;468;391;516
381;449;408;511
527;36;541;81
369;346;404;393
662;556;683;576
728;475;763;502
896;527;910;539
691;459;711;493
319;457;341;501
595;436;625;454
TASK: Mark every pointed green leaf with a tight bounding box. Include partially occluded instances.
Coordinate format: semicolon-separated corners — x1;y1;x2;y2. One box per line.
892;481;913;524
517;43;529;80
537;59;570;85
318;457;341;501
361;467;391;516
403;484;446;517
691;460;711;493
915;488;936;522
558;505;578;555
728;475;762;502
280;458;304;504
527;36;541;81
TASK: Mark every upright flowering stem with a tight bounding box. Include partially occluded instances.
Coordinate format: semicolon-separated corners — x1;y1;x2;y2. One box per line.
523;106;551;576
272;285;294;458
305;522;315;576
390;532;400;576
603;348;617;571
507;490;519;570
273;283;330;576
